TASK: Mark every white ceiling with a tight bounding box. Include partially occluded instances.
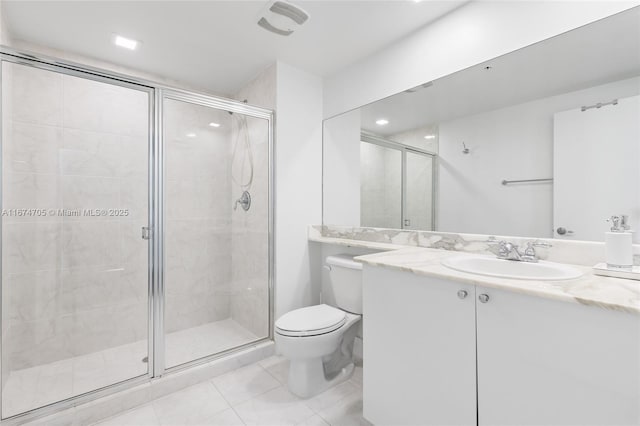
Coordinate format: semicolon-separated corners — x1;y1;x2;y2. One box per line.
2;0;466;95
361;7;640;136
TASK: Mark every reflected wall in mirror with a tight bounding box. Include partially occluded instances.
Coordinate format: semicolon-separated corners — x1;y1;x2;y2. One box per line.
322;8;640;243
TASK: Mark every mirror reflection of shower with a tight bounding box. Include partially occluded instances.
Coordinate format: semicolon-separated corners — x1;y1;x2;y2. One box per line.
231;100;253;211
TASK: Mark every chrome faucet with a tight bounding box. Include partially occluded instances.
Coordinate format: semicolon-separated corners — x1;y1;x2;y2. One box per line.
497;241;522;261
491;239;552;263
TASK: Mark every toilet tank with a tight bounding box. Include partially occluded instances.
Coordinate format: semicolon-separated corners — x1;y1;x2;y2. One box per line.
326;255;363;314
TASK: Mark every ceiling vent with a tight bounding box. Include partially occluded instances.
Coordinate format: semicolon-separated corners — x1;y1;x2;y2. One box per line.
258;1;309;36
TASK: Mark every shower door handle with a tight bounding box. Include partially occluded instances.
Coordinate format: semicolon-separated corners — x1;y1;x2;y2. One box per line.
141;226;151;240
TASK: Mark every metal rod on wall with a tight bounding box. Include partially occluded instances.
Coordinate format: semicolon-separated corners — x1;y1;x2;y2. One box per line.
581;99;618;112
502;178;553;186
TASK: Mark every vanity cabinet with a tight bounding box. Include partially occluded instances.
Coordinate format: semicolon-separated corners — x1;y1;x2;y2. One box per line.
363;265;640;426
476;285;639;426
362;266;477;425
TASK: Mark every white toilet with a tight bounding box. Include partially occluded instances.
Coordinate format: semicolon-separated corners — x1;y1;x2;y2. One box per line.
275;254;362;398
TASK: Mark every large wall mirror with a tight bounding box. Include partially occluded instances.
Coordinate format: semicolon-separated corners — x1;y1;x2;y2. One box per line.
322;7;640;243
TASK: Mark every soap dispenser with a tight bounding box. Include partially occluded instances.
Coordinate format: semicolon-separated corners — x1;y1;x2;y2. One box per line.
605;215;633;270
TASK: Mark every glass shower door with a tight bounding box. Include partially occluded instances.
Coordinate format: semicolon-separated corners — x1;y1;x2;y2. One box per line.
162;94;271;369
1;61;151;418
404;151;435;230
360;141;402;228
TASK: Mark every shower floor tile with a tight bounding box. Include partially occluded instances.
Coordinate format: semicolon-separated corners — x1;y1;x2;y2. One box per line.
2;318;259;418
165;319;259;368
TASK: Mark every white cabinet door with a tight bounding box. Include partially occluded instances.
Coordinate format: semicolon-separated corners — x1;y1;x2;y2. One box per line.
363;265;477;425
476;286;640;426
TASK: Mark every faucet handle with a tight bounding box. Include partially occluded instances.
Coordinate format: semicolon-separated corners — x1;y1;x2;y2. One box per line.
522;240;551;262
524;242;537;256
497;240;510;257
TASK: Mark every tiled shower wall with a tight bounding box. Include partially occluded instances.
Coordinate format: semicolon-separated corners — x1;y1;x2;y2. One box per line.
360;142;401;228
164;100;233;334
1;63;149;371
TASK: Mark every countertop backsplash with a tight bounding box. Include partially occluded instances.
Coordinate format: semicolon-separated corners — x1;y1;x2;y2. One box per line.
310;225;640;267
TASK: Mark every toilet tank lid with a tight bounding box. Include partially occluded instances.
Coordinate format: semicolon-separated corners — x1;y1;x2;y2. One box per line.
326;254;363;270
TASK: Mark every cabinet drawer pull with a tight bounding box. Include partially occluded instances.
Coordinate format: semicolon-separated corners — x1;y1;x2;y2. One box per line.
479;294;490;303
457;290;468;299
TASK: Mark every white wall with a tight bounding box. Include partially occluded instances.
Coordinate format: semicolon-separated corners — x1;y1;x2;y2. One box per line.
323;1;639;118
275;62;324;320
322;109;361;226
438;77;640;238
0;1;12;46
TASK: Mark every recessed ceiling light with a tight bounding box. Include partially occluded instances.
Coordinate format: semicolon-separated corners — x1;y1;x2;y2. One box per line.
424;135;436;140
113;35;138;50
209;122;221;128
375;119;389;126
186;133;197;138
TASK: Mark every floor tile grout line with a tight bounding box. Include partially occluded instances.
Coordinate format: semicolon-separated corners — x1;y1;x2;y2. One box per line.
148;395;171;426
209;379;247;426
257;358;288;386
220;378;282;409
197;381;242;425
305;381;361;417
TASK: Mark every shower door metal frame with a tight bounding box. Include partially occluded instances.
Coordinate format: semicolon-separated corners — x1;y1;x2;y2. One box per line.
0;46;275;424
0;50;158;424
360;133;437;231
156;88;275;378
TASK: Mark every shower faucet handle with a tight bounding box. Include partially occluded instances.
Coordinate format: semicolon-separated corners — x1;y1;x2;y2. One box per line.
234;191;251;212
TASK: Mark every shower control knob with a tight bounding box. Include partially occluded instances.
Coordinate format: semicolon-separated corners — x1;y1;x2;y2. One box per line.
478;294;490;303
457;290;468;299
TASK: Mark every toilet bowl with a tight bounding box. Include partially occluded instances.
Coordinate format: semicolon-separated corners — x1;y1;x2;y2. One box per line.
275;255;363;398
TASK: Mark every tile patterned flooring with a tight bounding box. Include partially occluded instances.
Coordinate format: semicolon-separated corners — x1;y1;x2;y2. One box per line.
94;356;369;426
3;319;258;418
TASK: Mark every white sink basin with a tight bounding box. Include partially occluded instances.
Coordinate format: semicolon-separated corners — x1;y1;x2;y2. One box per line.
441;255;583;281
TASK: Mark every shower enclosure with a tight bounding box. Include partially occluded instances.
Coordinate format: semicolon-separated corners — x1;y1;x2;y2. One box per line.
0;50;273;420
360;134;436;230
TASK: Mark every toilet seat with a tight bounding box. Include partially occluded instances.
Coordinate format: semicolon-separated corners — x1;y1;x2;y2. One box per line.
275;304;347;337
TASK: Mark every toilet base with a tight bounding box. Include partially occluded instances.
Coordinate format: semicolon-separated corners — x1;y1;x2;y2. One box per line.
288;359;355;399
275;310;361;398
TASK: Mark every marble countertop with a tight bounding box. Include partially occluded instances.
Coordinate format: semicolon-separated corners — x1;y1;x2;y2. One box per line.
355;247;640;315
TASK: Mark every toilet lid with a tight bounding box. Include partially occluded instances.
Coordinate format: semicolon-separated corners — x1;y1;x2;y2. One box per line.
275;304;346;337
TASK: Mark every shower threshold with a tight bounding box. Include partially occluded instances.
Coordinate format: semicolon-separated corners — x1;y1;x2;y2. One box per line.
2;318;258;418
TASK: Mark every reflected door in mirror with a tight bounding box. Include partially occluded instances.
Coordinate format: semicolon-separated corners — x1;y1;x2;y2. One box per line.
554;95;640;243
